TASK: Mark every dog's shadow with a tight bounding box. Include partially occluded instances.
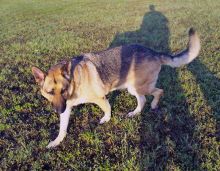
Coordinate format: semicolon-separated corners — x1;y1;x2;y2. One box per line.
109;5;202;170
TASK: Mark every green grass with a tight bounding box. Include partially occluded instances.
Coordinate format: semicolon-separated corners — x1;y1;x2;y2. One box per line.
0;0;219;170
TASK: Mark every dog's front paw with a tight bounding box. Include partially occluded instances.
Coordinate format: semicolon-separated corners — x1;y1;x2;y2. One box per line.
46;140;61;148
99;116;110;124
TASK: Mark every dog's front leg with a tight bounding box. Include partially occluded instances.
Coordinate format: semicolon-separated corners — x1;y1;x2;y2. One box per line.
47;107;71;148
92;97;111;124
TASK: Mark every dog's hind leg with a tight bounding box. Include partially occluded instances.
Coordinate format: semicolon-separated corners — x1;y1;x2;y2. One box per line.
150;88;164;109
127;86;146;117
136;80;163;110
92;97;111;124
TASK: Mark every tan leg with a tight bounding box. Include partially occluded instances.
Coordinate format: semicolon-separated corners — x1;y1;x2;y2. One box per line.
127;86;146;117
92;97;111;124
150;88;163;109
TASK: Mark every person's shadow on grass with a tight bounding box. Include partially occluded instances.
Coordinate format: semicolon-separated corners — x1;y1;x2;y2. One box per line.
109;5;199;170
110;5;170;53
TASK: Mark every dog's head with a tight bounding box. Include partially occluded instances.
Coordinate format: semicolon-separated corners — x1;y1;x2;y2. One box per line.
32;61;75;114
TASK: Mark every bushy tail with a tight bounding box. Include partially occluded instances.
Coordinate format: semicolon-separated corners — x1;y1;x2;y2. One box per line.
161;28;200;67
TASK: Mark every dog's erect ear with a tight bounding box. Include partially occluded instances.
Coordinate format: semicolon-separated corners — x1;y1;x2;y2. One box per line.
32;67;45;85
61;61;71;81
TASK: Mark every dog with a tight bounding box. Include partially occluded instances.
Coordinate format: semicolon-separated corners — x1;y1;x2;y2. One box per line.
32;28;200;148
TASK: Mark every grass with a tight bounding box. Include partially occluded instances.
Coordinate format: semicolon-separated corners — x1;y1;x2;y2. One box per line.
0;0;219;170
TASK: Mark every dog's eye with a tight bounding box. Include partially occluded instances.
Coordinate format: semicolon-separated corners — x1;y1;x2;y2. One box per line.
48;89;55;95
61;88;66;94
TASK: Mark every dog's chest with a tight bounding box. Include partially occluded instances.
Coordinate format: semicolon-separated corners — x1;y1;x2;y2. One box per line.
67;97;87;106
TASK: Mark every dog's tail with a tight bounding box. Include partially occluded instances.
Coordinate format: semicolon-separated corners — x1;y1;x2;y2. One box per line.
161;28;200;67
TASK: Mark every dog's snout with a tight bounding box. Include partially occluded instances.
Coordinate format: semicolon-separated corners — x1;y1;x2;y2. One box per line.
54;105;66;114
53;103;66;114
58;107;66;114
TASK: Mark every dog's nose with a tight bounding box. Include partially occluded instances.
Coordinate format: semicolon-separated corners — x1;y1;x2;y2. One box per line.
52;101;66;114
59;107;66;114
54;106;65;114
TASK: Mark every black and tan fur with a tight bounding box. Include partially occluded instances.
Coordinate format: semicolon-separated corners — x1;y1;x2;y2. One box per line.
32;28;200;148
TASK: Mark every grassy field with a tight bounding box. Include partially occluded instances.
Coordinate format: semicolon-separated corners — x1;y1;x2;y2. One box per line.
0;0;219;170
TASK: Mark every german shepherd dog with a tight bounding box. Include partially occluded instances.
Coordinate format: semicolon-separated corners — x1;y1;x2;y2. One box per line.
32;28;200;148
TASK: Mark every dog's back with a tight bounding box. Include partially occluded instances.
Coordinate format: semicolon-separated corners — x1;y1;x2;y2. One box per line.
84;44;162;90
84;28;200;93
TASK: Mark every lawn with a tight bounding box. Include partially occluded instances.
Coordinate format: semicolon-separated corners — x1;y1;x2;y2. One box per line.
0;0;219;170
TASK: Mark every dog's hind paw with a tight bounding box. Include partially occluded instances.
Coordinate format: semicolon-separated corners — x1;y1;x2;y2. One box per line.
150;107;160;113
99;116;110;124
127;111;138;117
46;140;61;148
